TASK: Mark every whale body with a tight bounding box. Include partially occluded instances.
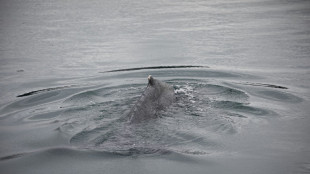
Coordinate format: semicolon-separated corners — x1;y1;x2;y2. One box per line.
128;75;175;123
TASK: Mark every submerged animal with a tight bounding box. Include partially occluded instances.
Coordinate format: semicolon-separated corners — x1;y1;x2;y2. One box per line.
127;75;175;123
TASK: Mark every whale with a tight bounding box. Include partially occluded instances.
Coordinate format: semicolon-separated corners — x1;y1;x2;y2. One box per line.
127;75;175;123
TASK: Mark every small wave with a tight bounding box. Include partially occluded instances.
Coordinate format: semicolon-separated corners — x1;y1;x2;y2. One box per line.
110;147;171;156
257;90;303;103
211;100;271;116
0;147;117;162
0;146;201;164
102;65;207;73
0;153;27;161
235;82;288;89
17;85;74;97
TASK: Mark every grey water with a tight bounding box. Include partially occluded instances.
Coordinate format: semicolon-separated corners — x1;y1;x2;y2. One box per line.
1;0;310;173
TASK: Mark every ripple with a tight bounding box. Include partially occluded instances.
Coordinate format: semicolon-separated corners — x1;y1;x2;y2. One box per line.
0;68;293;156
257;90;303;103
17;86;73;97
0;86;85;119
102;65;207;73
0;153;27;161
211;100;271;116
57;77;269;155
236;82;288;89
29;110;63;120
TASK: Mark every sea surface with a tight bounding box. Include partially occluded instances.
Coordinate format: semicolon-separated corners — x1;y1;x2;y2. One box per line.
1;0;310;174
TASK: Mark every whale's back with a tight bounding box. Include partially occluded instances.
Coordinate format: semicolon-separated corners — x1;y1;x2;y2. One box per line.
128;76;175;123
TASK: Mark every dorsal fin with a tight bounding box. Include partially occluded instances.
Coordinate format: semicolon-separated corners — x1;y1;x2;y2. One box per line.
148;75;154;86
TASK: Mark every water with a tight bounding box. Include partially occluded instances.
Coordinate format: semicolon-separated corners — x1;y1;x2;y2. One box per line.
1;0;310;173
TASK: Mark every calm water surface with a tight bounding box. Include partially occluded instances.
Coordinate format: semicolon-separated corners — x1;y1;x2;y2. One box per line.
1;0;310;174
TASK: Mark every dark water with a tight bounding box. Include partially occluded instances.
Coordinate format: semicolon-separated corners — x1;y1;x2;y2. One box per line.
1;0;310;174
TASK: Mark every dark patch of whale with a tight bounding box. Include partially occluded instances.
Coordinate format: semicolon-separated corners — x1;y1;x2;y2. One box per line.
127;75;175;123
